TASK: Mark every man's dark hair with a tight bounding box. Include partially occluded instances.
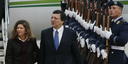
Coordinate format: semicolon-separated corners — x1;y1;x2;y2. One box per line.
53;10;66;21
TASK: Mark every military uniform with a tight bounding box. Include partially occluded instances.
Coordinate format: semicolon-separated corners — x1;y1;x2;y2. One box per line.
105;1;128;64
108;17;128;64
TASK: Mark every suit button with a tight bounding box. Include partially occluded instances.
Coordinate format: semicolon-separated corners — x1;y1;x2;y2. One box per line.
111;52;113;54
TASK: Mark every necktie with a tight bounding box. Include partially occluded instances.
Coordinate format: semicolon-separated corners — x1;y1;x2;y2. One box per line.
54;31;59;51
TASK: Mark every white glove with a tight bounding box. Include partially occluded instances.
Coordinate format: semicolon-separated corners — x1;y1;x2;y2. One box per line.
101;49;107;59
77;32;80;42
100;27;106;38
85;38;90;49
94;26;98;33
79;36;82;39
75;15;80;21
80;20;85;27
71;27;74;30
97;25;102;35
89;21;96;30
69;11;73;18
69;27;72;29
83;22;90;30
97;47;100;58
91;44;96;53
78;16;83;23
73;11;77;18
64;9;69;16
104;28;112;39
65;25;69;28
80;38;85;48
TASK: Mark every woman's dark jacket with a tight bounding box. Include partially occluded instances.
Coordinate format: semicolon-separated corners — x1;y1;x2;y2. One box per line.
5;38;39;64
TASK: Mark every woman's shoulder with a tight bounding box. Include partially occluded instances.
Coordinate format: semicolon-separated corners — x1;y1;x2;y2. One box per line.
8;38;17;42
7;38;18;45
29;37;36;42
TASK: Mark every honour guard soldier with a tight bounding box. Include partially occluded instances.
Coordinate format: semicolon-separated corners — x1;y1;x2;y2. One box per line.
102;1;128;64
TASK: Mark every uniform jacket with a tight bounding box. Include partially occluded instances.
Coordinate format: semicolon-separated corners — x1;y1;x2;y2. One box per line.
109;17;128;64
5;38;39;64
38;27;83;64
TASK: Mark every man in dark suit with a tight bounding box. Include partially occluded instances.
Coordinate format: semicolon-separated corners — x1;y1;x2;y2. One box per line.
103;1;128;64
38;10;83;64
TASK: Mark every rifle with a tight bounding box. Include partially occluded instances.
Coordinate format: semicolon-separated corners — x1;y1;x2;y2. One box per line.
80;0;88;60
87;0;91;23
89;0;99;64
68;0;70;10
79;0;82;16
75;0;77;12
83;0;88;21
95;0;101;27
68;0;74;21
103;0;110;64
86;0;93;62
77;0;80;15
91;0;96;23
71;0;74;11
97;0;107;64
87;0;103;64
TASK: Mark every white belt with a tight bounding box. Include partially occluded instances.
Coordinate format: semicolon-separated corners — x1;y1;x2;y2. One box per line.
111;45;124;50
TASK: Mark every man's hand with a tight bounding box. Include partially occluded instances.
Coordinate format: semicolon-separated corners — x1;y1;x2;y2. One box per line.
83;22;89;30
96;25;102;35
94;26;98;33
80;38;85;48
100;27;106;38
101;49;107;59
91;44;96;53
104;28;112;39
85;38;90;49
89;20;96;30
97;47;100;58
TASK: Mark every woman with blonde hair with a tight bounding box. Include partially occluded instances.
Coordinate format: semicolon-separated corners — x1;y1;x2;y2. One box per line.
5;20;39;64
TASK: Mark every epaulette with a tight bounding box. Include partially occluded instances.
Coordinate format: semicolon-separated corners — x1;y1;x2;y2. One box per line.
111;19;114;22
116;20;121;24
121;19;126;22
95;11;97;14
116;19;127;24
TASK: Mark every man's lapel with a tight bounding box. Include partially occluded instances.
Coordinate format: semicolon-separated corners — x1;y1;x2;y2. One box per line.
57;27;69;52
47;28;56;51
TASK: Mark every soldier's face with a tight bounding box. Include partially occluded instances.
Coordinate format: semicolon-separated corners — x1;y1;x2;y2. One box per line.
94;1;97;10
90;1;97;10
109;5;122;19
109;7;111;17
51;14;64;29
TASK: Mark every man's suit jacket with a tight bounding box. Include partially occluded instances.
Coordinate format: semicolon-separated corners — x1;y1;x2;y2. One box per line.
38;27;83;64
